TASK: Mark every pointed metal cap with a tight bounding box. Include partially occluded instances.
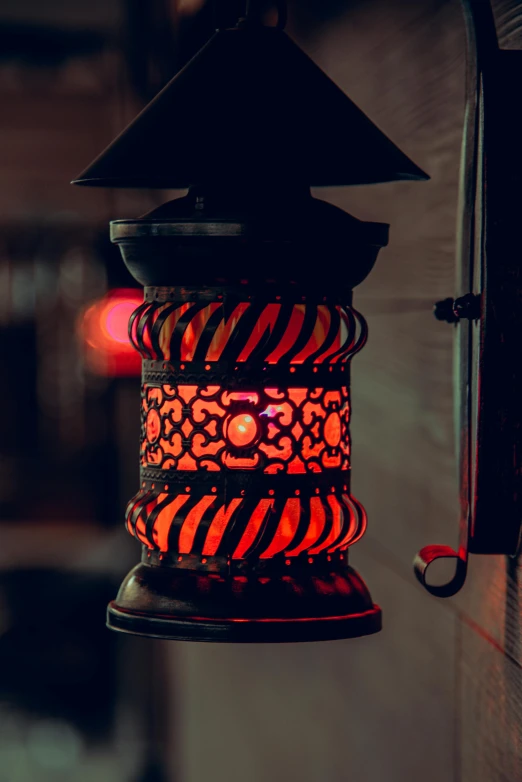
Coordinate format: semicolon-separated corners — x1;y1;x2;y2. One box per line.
73;24;428;189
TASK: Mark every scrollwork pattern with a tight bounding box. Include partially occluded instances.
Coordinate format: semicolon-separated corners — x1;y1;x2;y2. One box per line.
141;384;350;474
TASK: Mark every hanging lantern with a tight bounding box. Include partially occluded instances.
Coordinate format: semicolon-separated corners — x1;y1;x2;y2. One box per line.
73;10;427;641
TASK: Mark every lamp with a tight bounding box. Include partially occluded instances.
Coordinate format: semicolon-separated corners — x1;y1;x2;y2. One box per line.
73;2;432;641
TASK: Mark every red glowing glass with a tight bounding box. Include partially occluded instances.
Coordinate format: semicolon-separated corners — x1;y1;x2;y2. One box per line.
99;278;383;642
226;413;259;448
121;292;368;574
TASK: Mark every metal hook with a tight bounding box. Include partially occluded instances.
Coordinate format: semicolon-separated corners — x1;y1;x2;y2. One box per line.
414;0;498;597
414;545;468;598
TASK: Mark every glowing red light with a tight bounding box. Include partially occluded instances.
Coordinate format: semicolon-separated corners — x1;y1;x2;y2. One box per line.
105;300;138;343
226;413;259;448
324;412;342;446
146;409;161;443
79;289;142;377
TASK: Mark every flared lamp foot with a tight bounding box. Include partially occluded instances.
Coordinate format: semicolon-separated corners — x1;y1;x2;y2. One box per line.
107;562;381;643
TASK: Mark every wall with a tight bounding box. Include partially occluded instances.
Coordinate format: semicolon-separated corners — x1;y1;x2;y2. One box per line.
171;2;522;781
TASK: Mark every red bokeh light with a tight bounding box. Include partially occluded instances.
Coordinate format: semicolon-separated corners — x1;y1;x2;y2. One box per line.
79;289;142;377
105;300;138;343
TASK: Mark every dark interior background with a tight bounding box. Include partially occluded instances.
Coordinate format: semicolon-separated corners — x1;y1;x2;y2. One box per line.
0;1;521;781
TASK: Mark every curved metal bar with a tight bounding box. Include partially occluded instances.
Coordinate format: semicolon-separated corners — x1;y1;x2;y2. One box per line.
414;0;498;597
414;545;468;598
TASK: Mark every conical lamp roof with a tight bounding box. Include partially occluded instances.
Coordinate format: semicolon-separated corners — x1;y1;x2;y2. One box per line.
73;24;428;188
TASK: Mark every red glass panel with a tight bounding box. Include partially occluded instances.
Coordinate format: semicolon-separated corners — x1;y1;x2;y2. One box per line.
319;308;350;363
223;453;260;469
158;303;191;359
308;495;344;555
119;290;375;570
237;304;281;361
128;488;366;559
324;412;341;446
205;302;251;361
176;453;198;471
141;384;350;474
178;496;217;553
202;498;244;556
286;497;326;556
153;494;191;551
260;498;301;558
129;300;363;364
264;305;306;363
233;500;274;559
136;496;162;548
291;305;331;363
181;303;222;360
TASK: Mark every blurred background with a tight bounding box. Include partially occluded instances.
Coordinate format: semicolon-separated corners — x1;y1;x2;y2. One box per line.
1;1;521;781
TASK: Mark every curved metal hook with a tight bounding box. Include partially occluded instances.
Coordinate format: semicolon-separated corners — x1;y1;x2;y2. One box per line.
414;0;498;597
414;545;468;598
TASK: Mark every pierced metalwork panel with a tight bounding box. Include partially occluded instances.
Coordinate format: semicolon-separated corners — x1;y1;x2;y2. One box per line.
140;384;350;474
123;287;368;574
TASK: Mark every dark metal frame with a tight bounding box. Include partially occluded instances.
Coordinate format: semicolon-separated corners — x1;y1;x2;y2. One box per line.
106;274;381;641
414;0;522;596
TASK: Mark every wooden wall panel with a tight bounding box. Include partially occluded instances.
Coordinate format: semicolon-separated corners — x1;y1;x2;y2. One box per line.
175;549;456;782
172;2;522;781
460;623;522;782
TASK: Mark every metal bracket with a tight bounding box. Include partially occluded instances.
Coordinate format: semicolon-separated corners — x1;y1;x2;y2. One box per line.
415;0;522;597
433;293;481;324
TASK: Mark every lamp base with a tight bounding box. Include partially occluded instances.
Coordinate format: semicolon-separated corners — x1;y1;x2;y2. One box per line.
107;562;381;643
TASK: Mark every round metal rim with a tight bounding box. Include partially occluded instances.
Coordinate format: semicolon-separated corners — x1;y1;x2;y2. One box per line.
111;220;248;240
109;218;389;246
107;602;382;643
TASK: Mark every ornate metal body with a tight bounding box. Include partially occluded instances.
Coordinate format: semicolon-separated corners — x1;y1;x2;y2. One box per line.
73;12;426;641
130;289;366;564
105;196;386;641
